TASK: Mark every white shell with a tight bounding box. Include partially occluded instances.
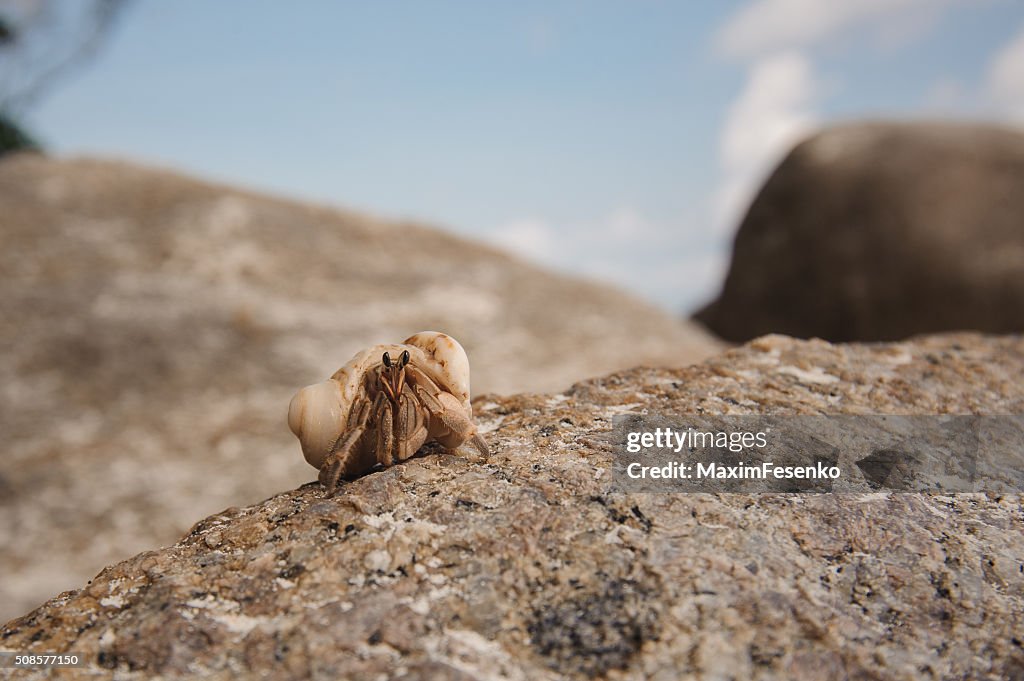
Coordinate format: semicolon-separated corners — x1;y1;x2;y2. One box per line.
401;331;472;410
287;332;473;469
287;380;347;468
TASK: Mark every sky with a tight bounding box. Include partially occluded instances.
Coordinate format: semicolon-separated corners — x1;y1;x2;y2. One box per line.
18;0;1024;313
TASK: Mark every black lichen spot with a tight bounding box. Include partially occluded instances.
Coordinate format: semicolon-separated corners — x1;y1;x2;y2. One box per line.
856;448;921;489
606;506;630;525
490;468;514;483
750;643;783;667
630;506;652;532
930;572;953;601
528;578;660;677
279;564;305;580
591;495;654;532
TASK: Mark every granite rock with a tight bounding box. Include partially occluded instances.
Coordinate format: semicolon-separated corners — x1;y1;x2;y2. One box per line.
696;121;1024;342
0;154;721;622
3;333;1023;680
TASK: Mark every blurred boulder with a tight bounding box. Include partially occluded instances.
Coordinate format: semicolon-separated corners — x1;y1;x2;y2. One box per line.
696;121;1024;342
0;153;721;622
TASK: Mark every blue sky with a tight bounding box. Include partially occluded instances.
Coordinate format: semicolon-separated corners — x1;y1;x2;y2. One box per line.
23;0;1024;312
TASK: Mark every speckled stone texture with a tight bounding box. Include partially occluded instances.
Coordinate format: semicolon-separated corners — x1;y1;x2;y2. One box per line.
0;153;721;622
3;333;1022;680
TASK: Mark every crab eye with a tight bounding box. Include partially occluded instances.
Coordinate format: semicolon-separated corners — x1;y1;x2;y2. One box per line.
382;352;392;368
401;350;410;367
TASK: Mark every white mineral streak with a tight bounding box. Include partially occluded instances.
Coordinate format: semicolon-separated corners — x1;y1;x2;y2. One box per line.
776;365;840;384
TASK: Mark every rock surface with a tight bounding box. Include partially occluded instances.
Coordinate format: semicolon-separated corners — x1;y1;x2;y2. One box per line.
696;121;1024;342
3;333;1023;680
0;154;721;622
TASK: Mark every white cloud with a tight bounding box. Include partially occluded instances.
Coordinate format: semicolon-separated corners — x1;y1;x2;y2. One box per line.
603;206;655;240
487;217;556;263
486;207;719;311
487;206;656;266
985;23;1024;121
715;52;819;233
711;0;969;236
716;0;954;59
637;252;731;313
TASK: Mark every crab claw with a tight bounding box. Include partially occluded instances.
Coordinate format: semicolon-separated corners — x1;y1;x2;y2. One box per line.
403;331;472;411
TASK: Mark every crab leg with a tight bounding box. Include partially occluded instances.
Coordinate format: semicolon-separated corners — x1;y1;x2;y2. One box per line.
318;397;373;493
374;393;396;467
393;382;429;461
405;366;489;458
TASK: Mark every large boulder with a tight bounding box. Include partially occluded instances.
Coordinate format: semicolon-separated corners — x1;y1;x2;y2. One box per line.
0;154;722;622
3;333;1023;679
696;122;1024;342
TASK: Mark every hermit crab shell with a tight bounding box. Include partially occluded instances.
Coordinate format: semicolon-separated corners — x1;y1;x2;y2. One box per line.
287;331;473;469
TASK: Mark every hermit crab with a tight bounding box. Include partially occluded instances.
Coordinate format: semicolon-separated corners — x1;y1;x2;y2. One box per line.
288;331;489;492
